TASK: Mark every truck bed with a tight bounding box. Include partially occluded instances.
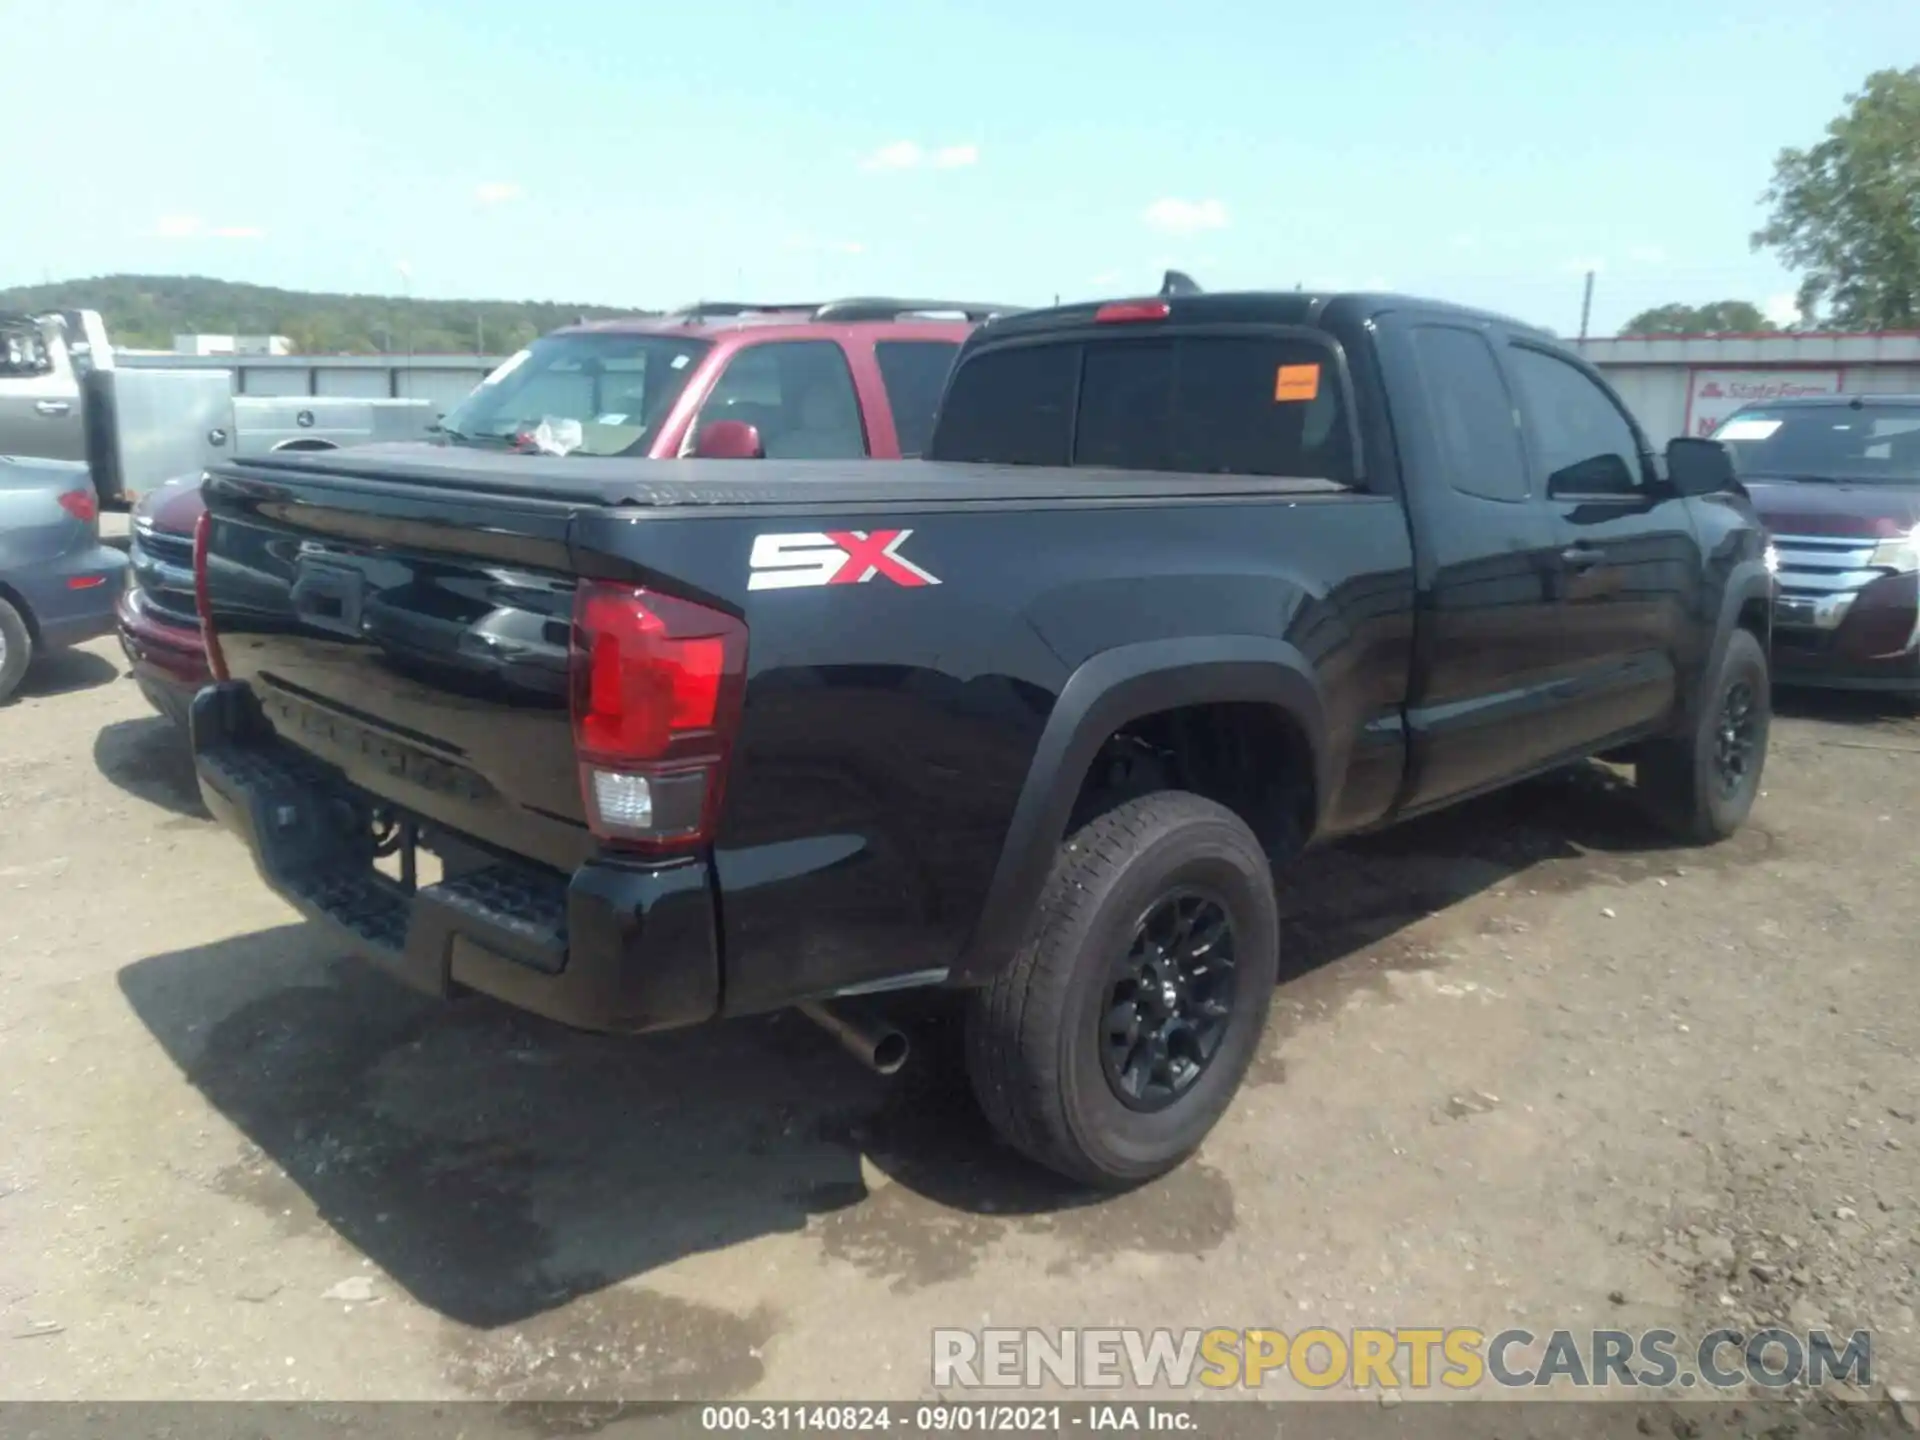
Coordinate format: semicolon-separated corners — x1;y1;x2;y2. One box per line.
226;443;1350;509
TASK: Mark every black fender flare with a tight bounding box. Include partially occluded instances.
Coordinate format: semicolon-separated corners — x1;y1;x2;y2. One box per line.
950;635;1328;984
1682;560;1773;730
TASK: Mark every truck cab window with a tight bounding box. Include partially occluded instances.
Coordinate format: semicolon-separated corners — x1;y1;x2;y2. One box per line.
933;342;1077;465
937;333;1353;481
1410;325;1529;502
694;340;868;460
1507;345;1645;496
1163;336;1350;480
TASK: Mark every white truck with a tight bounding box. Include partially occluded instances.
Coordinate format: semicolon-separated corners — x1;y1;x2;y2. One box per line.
0;310;437;508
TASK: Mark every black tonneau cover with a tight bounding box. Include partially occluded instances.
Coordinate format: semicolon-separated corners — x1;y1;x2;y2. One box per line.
211;443;1350;511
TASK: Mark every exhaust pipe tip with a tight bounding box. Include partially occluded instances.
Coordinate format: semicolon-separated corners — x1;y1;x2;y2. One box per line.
800;999;911;1076
869;1028;910;1076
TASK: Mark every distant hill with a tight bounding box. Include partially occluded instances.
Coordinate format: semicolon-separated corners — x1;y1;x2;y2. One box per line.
0;274;654;355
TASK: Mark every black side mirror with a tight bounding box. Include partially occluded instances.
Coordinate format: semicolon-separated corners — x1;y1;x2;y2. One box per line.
1665;437;1737;497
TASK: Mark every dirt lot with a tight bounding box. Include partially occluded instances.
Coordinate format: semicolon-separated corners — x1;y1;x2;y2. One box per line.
2;636;1917;1413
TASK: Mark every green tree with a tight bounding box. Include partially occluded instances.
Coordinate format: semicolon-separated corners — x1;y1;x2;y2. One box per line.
0;274;651;355
1752;65;1920;330
1621;300;1778;335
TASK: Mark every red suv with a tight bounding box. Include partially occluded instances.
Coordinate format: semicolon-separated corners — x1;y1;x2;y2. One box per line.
118;297;999;724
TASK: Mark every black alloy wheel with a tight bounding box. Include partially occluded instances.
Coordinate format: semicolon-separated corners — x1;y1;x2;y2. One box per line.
1713;679;1759;800
1100;888;1238;1111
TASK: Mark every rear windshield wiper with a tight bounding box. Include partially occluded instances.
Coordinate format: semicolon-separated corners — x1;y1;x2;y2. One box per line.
1744;471;1849;484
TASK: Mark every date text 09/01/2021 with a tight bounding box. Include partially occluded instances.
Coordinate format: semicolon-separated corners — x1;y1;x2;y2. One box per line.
699;1404;1196;1433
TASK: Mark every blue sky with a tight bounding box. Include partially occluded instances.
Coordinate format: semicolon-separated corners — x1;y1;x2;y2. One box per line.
5;0;1915;334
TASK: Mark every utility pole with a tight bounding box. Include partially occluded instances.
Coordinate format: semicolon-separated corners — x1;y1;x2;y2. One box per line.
1578;270;1595;342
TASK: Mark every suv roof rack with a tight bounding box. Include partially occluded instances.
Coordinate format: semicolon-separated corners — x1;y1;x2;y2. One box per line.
669;301;820;320
661;297;1022;326
811;297;1022;323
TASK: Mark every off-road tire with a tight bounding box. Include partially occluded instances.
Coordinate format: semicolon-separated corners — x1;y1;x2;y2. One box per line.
0;598;32;704
964;791;1280;1188
1638;627;1770;843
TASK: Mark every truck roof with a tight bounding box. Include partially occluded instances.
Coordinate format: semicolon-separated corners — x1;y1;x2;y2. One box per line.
971;289;1557;344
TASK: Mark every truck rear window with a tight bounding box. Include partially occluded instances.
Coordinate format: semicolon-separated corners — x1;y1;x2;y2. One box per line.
932;334;1353;481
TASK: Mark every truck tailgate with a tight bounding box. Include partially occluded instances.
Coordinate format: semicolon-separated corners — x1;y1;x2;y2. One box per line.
200;464;591;874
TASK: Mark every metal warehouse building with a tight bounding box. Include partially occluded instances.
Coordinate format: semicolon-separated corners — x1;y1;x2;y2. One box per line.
1575;331;1920;442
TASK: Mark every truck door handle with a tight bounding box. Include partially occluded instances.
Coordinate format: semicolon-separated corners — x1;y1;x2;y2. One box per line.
1560;544;1603;571
34;400;71;416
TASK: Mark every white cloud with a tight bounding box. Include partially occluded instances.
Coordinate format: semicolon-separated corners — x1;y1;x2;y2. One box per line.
858;140;979;172
1142;198;1229;236
153;214;263;240
475;181;524;204
1764;292;1801;326
860;140;924;172
1562;256;1607;275
1090;269;1124;287
1450;232;1479;251
1627;244;1667;265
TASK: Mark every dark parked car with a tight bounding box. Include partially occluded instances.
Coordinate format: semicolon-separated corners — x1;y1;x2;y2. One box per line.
1711;395;1920;695
0;456;128;701
187;284;1773;1187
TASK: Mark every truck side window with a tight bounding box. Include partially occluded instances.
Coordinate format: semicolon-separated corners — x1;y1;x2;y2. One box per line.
873;341;961;457
934;343;1077;466
1410;326;1528;502
1507;345;1645;496
697;341;868;460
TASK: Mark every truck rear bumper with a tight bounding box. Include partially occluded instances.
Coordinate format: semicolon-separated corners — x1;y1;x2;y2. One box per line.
190;681;722;1034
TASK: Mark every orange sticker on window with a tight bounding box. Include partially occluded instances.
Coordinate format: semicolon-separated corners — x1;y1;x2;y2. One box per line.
1275;363;1320;402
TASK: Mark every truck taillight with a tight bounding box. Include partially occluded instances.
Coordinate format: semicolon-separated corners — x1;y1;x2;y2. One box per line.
569;581;748;853
191;509;231;682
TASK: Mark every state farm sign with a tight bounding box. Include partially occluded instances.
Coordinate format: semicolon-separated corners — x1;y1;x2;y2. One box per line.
1684;369;1843;438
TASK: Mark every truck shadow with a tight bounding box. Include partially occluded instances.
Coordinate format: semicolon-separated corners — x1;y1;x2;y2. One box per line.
93;715;209;819
117;933;893;1329
114;764;1715;1329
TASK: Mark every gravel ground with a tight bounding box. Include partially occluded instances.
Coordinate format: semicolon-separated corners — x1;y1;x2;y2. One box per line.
1;637;1916;1426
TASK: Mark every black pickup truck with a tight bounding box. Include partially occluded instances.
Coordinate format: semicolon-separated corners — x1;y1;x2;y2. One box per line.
187;288;1775;1187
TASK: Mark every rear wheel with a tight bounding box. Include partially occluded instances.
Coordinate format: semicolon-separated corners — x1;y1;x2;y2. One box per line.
964;792;1279;1188
0;598;32;704
1638;627;1770;843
